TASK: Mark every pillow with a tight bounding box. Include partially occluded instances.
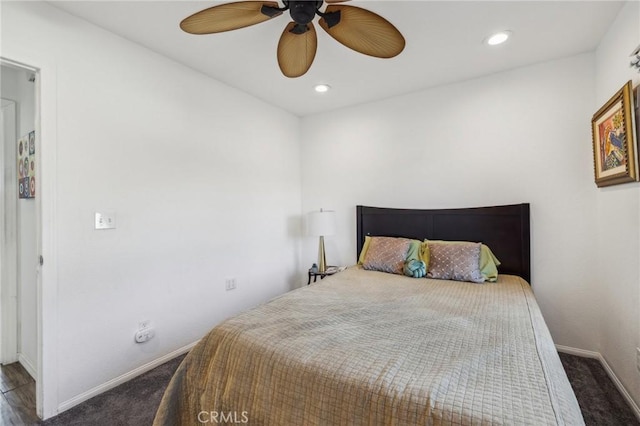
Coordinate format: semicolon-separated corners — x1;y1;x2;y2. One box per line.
426;241;485;283
357;236;372;265
403;259;427;278
406;239;422;263
421;240;501;282
479;246;500;282
359;236;421;265
361;237;414;275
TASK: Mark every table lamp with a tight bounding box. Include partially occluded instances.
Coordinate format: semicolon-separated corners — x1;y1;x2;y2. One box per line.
307;209;336;274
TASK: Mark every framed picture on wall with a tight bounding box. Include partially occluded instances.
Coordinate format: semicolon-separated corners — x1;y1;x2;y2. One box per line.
591;80;638;187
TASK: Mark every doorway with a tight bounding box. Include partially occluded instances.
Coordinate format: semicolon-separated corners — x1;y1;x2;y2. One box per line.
1;63;38;419
1;97;18;364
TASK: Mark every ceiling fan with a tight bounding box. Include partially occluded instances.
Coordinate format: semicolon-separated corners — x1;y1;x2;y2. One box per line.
180;1;405;78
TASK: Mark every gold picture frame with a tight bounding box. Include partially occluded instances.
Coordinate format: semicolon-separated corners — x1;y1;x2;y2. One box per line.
592;81;638;187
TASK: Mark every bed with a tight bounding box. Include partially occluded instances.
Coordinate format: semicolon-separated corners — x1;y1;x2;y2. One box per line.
154;204;584;425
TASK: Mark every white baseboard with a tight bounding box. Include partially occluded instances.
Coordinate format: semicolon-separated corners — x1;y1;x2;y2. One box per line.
555;345;599;359
18;353;37;380
57;341;198;414
556;344;640;422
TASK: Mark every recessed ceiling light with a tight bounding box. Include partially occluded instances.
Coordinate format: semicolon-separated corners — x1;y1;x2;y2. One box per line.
486;31;512;46
314;84;331;93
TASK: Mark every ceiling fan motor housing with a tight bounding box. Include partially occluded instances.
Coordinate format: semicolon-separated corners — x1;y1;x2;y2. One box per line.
287;1;323;24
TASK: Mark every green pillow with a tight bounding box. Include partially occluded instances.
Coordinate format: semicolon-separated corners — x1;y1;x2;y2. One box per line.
406;239;422;262
357;236;372;265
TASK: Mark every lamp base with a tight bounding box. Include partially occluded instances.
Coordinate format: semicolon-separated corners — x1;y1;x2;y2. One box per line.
318;236;327;274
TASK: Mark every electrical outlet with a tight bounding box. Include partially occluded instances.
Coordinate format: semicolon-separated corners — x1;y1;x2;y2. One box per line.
135;320;154;343
135;327;155;343
95;211;116;230
225;278;237;291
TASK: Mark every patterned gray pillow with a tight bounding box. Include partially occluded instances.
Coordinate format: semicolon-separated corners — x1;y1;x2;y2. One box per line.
426;241;485;283
362;237;411;275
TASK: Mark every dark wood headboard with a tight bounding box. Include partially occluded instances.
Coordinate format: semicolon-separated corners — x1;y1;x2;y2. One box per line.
356;204;531;283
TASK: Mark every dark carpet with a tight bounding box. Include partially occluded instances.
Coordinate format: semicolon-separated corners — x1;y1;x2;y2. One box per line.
39;352;637;425
40;354;185;426
559;353;638;425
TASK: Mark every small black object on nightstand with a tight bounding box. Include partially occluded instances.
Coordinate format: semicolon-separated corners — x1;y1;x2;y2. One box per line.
307;265;339;285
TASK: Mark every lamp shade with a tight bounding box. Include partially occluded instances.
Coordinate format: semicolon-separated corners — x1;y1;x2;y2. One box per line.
307;209;336;237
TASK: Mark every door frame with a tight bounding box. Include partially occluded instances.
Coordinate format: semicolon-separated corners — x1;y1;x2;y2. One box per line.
1;49;59;420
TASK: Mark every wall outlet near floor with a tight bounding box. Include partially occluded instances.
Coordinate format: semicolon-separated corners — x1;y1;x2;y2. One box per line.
135;320;154;343
225;277;237;291
135;326;155;343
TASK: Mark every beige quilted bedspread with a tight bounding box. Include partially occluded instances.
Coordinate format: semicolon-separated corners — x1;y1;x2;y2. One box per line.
154;268;584;425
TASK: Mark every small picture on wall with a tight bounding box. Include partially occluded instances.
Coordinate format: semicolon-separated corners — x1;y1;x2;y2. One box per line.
18;130;35;199
591;81;638;187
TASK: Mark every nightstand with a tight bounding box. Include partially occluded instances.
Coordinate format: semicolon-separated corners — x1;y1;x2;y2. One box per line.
307;266;340;285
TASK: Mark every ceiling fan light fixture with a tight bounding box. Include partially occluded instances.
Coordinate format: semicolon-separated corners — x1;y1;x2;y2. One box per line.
486;31;511;46
314;84;331;93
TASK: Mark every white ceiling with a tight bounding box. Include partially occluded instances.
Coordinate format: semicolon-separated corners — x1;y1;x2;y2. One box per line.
51;1;624;116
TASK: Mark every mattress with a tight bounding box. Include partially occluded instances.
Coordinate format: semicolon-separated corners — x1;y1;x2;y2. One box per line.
154;267;584;425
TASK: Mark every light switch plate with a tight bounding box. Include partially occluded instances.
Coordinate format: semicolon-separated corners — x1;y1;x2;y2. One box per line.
95;211;116;230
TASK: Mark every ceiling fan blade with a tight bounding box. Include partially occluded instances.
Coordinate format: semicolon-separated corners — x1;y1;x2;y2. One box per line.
180;1;282;34
319;5;405;58
324;0;351;3
277;22;318;78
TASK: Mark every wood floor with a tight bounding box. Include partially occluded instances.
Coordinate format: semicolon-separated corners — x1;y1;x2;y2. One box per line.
0;362;38;425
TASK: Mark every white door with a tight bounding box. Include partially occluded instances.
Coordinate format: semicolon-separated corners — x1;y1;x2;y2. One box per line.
0;98;19;364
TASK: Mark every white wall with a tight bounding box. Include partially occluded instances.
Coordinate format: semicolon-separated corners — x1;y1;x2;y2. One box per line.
594;0;640;407
1;65;38;376
2;0;301;414
301;54;599;351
